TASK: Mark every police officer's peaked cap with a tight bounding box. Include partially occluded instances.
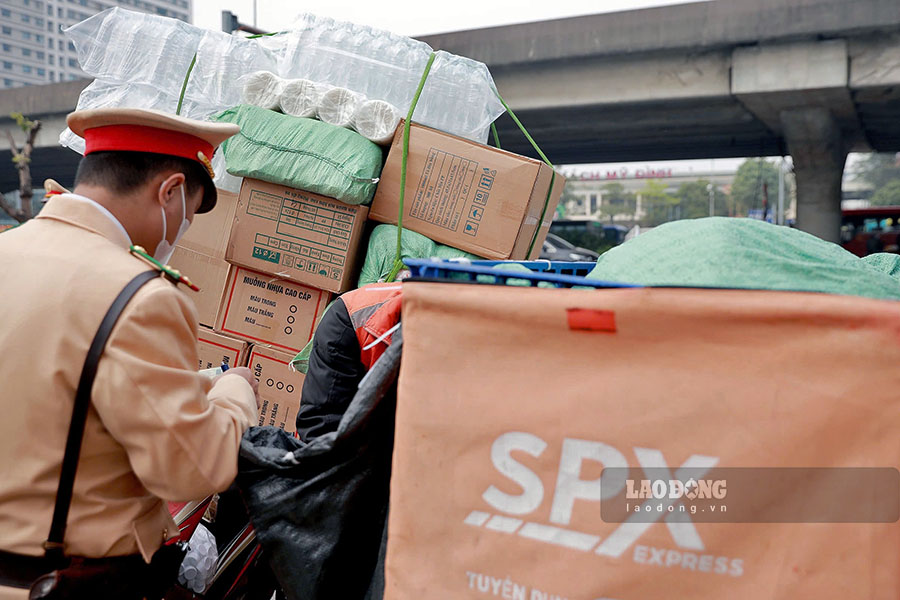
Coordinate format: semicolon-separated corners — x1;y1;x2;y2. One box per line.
67;108;240;214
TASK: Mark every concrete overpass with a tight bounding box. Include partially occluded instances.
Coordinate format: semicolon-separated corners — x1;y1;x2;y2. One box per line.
3;0;900;240
421;0;900;240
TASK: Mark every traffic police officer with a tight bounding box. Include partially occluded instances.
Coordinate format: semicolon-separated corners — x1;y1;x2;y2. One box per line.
0;108;259;597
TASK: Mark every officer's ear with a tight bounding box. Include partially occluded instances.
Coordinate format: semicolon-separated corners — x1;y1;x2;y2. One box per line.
157;172;186;208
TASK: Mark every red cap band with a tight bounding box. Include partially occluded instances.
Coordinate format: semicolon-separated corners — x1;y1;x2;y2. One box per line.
83;124;214;171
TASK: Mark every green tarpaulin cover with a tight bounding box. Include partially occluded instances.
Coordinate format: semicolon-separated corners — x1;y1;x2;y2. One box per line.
586;217;900;301
214;104;383;205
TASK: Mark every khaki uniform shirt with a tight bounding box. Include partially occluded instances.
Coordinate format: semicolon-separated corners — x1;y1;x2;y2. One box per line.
0;195;257;598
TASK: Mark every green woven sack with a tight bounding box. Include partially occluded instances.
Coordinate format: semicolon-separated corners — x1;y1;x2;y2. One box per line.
214;104;383;205
586;217;900;301
358;224;481;287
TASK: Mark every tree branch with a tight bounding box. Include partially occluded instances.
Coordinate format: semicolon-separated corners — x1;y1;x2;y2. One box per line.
5;129;20;157
17;119;41;221
0;194;25;224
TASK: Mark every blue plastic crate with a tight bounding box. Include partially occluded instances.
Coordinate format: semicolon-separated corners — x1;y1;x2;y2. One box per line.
403;258;640;290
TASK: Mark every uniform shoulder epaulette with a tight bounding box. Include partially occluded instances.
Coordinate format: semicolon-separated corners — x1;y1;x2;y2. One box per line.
43;179;70;199
129;245;200;292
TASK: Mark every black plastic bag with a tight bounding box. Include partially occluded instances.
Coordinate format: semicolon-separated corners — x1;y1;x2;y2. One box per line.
236;329;401;600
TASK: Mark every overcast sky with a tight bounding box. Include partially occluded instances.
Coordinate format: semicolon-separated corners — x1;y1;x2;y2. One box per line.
192;0;708;37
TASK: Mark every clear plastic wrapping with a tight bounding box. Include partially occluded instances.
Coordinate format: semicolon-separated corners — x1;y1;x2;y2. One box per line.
61;7;505;164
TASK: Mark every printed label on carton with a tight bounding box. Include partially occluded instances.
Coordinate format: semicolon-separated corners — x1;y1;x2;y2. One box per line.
217;267;329;354
409;147;481;233
241;187;360;285
249;347;304;434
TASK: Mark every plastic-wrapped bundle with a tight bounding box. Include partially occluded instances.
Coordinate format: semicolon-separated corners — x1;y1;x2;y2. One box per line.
316;87;362;129
60;7;506;150
279;79;322;118
191;31;278;109
178;524;218;594
279;13;505;142
241;71;284;110
215;104;382;205
352;99;400;145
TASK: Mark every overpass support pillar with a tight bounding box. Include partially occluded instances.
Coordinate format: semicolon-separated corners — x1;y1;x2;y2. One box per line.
780;107;848;243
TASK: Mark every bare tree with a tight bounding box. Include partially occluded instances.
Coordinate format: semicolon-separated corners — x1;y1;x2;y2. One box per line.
2;112;42;223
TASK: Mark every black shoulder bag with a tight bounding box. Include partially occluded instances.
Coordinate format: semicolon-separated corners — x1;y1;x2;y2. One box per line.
28;270;187;600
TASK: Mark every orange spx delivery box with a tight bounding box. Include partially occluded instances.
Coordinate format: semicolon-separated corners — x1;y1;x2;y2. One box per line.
369;123;566;260
170;188;241;327
216;266;330;355
386;283;900;600
197;327;249;370
248;344;305;434
226;178;368;294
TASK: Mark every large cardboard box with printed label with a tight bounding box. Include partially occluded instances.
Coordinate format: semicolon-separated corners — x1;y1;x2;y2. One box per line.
226;178;368;293
169;189;240;327
368;123;565;260
248;344;305;434
386;282;900;600
215;265;330;355
197;327;249;371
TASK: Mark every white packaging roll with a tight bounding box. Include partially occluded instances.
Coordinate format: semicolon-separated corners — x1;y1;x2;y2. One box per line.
279;79;323;118
241;70;284;110
316;87;362;129
352;99;401;145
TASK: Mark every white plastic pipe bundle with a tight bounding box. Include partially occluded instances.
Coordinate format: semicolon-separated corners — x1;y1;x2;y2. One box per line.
278;79;321;118
241;70;284;110
352;100;401;146
316;87;362;129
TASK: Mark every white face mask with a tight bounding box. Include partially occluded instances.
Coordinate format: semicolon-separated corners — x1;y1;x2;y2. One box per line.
153;184;191;264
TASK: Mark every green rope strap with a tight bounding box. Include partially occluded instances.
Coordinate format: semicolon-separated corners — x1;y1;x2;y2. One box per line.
175;52;197;116
493;92;557;259
385;51;437;283
491;122;501;149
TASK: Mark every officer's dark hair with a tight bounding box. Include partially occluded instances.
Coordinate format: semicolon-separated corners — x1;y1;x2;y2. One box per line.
74;151;211;202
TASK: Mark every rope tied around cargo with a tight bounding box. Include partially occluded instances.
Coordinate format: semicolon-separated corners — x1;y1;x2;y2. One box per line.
176;52;197;116
492;91;558;259
385;51;437;283
385;72;557;280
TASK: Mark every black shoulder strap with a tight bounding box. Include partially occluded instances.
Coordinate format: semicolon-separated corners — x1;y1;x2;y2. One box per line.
44;270;160;560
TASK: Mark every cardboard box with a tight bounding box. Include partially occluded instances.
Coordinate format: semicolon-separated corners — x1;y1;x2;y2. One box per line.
170;247;230;328
248;345;305;434
169;189;240;327
369;122;566;260
182;189;240;259
216;265;330;354
197;327;249;370
226;179;368;293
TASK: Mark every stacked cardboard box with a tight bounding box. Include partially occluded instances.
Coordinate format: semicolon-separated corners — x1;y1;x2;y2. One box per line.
169;189;240;328
169;184;337;435
248;345;306;434
172;121;563;436
369;122;565;260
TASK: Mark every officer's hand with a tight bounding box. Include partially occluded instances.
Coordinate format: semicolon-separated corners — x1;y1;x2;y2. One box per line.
223;367;261;406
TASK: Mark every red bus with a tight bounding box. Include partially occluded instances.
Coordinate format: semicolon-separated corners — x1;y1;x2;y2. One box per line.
841;206;900;257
